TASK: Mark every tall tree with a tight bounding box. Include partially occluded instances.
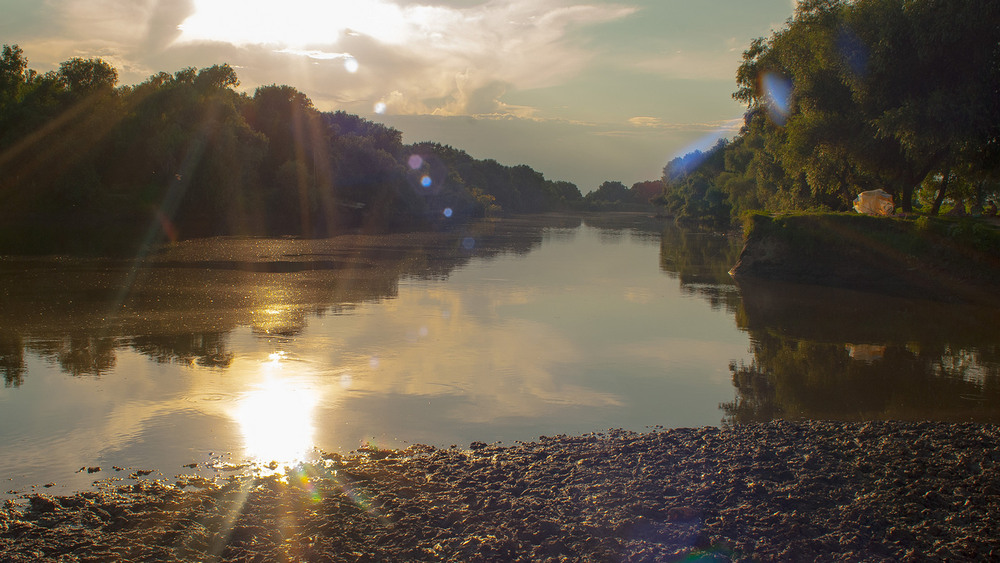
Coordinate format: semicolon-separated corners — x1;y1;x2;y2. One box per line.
732;0;1000;212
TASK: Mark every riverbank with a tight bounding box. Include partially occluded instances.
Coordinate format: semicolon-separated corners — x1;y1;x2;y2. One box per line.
3;420;998;561
729;213;1000;303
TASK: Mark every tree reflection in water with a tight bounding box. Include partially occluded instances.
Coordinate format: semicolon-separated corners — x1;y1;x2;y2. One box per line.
0;331;26;387
29;335;118;377
655;225;1000;425
658;224;743;313
721;280;1000;425
0;215;569;384
131;333;234;368
6;215;997;427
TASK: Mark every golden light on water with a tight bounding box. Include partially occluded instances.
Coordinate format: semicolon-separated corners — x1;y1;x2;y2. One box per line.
233;353;318;465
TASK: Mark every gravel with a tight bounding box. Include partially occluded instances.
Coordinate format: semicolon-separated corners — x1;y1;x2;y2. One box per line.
2;420;999;562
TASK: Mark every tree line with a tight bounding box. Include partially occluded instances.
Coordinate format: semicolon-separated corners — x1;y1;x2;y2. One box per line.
650;0;1000;227
0;45;584;254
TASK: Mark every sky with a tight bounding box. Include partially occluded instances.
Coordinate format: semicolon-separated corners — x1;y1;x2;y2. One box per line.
0;0;798;191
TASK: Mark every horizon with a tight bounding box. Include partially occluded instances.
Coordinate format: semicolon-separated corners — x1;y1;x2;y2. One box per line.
0;0;798;191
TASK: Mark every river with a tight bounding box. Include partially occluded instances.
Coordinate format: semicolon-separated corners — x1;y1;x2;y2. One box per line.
1;213;998;499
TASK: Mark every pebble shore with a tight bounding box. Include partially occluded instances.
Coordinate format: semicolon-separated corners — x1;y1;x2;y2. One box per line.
2;420;999;562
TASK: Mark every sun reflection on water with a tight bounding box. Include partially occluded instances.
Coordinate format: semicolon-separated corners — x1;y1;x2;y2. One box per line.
233;352;318;466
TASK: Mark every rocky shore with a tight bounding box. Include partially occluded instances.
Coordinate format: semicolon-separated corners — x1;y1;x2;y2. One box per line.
2;420;999;562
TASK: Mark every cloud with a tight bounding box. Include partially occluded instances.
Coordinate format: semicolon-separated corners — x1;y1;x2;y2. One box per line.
12;0;634;119
143;0;195;52
275;49;354;61
3;0;194;76
621;116;743;134
627;116;664;128
171;0;636;117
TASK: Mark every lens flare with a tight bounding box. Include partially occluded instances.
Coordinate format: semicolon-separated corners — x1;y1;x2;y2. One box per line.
443;207;453;218
374;102;387;114
288;465;323;504
343;56;359;73
837;26;869;78
462;237;475;250
155;209;179;243
760;71;792;125
408;154;424;170
421;175;432;188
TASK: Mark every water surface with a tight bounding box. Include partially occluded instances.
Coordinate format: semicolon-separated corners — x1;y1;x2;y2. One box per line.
2;213;998;498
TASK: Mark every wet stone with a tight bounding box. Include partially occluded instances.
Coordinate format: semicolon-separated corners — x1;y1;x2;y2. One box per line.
1;421;999;561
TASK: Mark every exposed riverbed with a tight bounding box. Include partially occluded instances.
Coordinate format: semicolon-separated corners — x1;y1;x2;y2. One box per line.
3;420;998;561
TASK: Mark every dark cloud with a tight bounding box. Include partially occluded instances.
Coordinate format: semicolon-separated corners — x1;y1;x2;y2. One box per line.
142;0;195;52
463;81;508;115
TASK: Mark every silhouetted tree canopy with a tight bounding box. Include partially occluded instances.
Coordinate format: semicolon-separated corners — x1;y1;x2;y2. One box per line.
586;181;629;204
0;46;583;254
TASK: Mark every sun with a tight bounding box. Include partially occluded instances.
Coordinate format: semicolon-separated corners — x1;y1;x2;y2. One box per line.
177;0;413;48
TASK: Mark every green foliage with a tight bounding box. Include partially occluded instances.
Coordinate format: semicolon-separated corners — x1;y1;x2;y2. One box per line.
578;179;658;211
650;0;1000;227
740;211;1000;293
404;141;581;220
656;139;733;226
585;181;629;203
57;57;118;96
0;46;581;254
0;44;28;118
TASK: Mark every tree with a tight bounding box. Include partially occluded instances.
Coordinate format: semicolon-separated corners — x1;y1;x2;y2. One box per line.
654;139;733;225
57;57;118;96
194;64;239;92
585;180;630;204
0;46;595;253
630;180;664;204
550;180;583;206
732;0;1000;213
246;84;333;235
0;44;28;116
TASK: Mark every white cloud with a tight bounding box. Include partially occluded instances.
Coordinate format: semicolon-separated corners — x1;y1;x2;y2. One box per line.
169;0;636;117
622;116;743;134
176;0;413;47
627;116;663;128
16;0;634;119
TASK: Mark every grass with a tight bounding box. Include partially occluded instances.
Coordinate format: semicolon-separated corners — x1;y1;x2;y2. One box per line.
742;211;1000;256
737;211;1000;299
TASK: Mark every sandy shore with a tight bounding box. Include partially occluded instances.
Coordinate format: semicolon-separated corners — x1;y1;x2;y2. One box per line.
2;420;999;562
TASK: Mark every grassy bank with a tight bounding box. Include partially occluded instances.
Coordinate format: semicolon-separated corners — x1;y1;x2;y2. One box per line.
731;212;1000;302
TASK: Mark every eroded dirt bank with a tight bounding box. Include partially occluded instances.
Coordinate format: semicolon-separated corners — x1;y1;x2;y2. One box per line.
2;420;999;562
